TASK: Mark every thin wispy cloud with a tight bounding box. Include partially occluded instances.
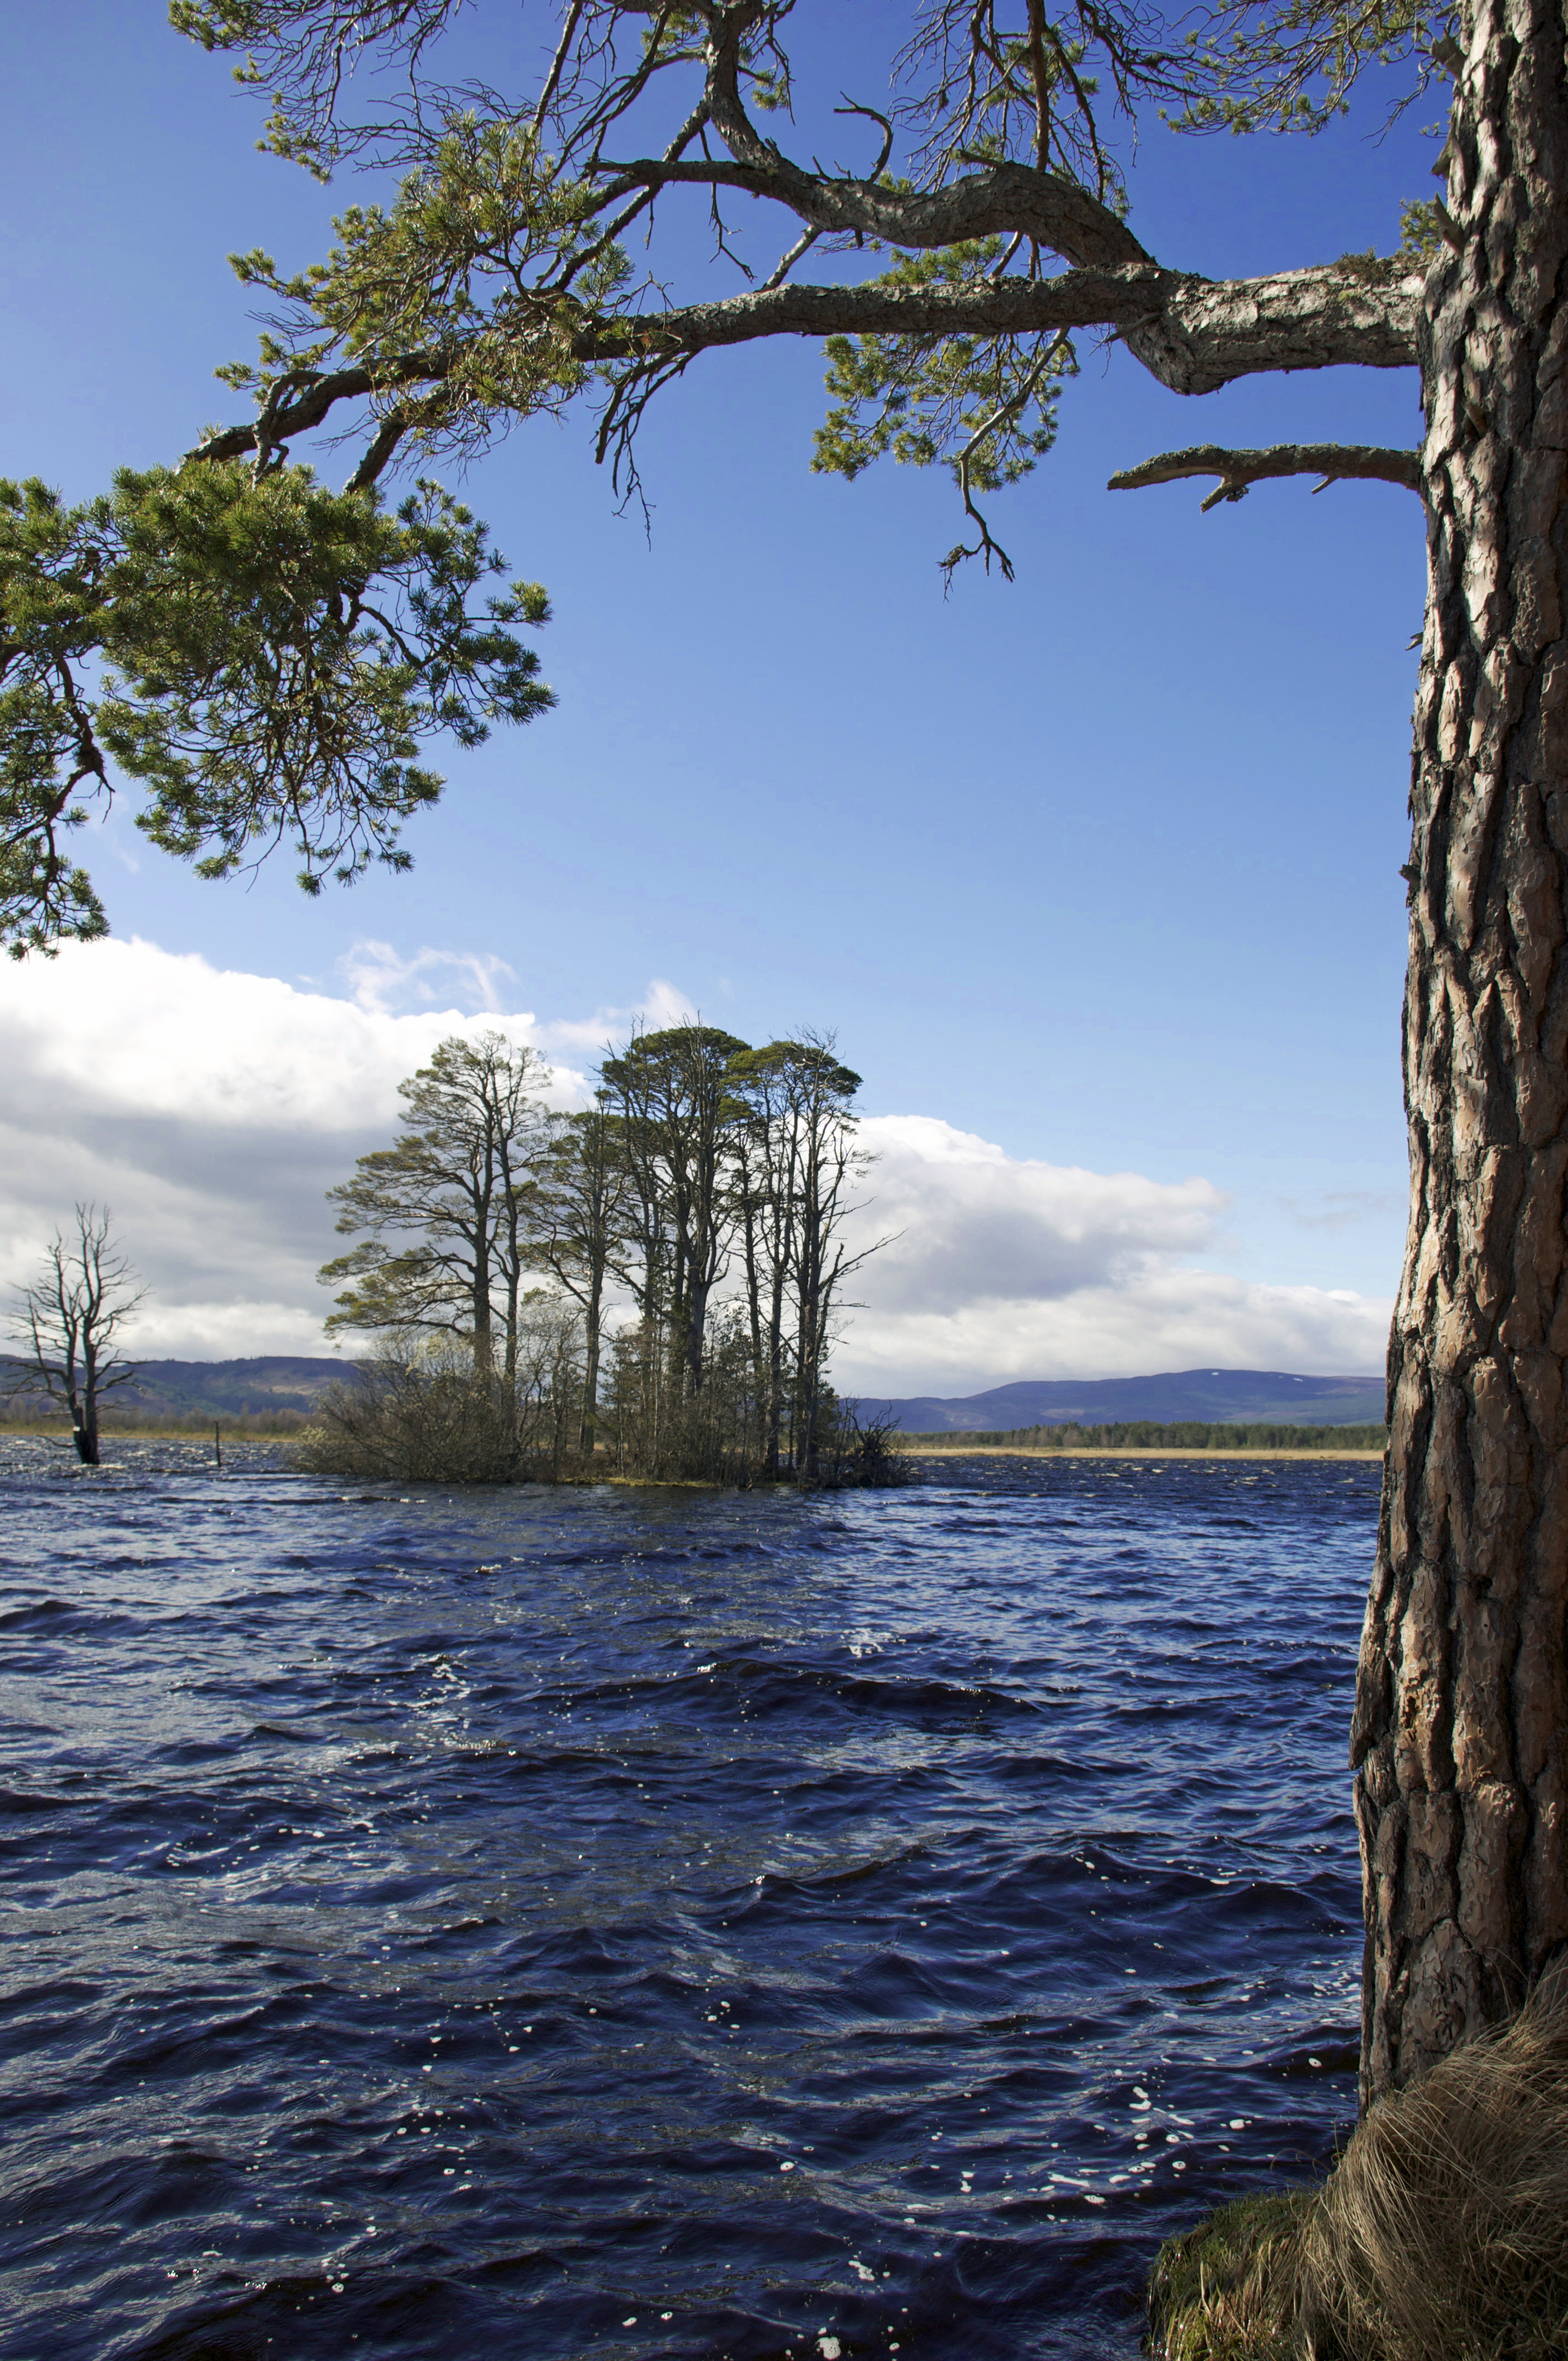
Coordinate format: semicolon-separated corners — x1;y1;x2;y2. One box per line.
1281;1189;1405;1233
338;939;522;1018
534;976;699;1054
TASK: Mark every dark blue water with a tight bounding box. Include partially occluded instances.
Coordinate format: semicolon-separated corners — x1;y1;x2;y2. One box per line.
0;1441;1380;2360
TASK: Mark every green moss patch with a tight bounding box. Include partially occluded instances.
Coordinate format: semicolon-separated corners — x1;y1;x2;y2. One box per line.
1147;2190;1310;2358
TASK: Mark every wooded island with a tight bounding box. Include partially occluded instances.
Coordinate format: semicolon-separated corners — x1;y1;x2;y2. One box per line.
303;1019;894;1486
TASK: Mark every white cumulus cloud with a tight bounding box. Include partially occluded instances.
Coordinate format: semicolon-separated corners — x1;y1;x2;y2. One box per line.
852;1116;1224;1311
831;1116;1388;1395
0;938;1391;1378
0;938;581;1356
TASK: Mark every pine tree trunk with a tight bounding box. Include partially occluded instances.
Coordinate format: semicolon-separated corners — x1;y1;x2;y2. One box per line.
1351;0;1568;2107
765;1308;783;1481
580;1276;602;1458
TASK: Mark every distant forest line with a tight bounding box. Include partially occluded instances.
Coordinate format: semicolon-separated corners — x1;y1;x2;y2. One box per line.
0;1410;1392;1459
906;1420;1390;1452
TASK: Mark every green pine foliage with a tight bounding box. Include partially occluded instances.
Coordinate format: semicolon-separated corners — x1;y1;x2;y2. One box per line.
0;463;551;955
1174;0;1453;137
217;118;630;444
814;238;1075;494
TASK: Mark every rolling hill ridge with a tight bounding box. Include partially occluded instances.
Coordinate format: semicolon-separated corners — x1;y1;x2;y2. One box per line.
4;1356;1387;1432
853;1367;1386;1433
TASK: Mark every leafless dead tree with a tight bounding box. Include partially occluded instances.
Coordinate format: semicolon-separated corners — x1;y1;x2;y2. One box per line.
4;1206;144;1464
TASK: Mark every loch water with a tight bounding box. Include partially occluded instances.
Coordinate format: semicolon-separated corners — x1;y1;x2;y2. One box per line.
0;1440;1382;2361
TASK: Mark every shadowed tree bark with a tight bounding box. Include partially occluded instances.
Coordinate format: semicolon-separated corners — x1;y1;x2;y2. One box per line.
1348;0;1568;2108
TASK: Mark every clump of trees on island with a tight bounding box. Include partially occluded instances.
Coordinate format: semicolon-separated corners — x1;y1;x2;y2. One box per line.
298;1020;902;1487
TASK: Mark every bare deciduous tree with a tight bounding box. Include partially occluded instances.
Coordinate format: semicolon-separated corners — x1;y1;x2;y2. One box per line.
4;1206;143;1464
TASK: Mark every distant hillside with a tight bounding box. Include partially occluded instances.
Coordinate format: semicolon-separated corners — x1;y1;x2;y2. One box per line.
112;1357;352;1417
853;1367;1386;1433
2;1354;1387;1432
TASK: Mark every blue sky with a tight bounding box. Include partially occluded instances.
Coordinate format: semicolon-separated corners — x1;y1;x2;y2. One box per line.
0;4;1432;1381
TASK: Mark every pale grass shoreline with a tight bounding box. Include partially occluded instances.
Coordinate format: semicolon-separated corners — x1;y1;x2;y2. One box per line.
903;1442;1385;1462
0;1426;1386;1466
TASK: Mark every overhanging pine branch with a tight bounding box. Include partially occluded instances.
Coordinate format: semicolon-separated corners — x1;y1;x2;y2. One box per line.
178;270;1422;485
594;154;1154;271
183;355;447;470
1108;440;1423;508
582;263;1419;389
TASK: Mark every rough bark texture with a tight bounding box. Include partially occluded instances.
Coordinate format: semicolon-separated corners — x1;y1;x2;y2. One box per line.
580;262;1420;391
1108;441;1422;503
1351;0;1568;2109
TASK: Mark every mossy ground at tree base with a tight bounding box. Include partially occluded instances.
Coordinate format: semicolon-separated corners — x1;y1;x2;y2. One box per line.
1146;2183;1568;2359
1146;2191;1315;2359
1146;1970;1568;2359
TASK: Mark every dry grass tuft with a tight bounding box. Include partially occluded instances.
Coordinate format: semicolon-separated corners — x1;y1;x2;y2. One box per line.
1147;1964;1568;2360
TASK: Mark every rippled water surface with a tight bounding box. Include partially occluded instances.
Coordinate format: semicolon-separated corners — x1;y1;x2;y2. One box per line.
0;1442;1382;2360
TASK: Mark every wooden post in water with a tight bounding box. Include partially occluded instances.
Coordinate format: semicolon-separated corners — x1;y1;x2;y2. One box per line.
214;1421;222;1471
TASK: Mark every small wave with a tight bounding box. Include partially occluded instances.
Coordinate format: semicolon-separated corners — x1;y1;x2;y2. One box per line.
0;1783;84;1815
539;1655;1042;1732
0;1597;77;1628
